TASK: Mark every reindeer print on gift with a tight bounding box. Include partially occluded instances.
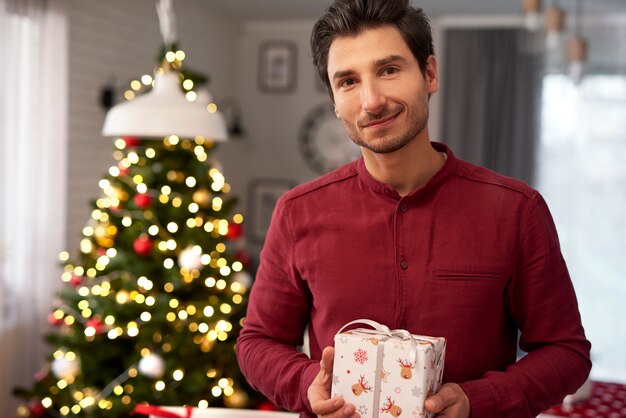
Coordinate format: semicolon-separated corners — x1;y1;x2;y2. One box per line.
397;359;414;379
351;375;373;396
380;396;403;417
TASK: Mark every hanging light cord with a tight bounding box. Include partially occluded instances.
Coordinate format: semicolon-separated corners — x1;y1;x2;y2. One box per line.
574;0;583;37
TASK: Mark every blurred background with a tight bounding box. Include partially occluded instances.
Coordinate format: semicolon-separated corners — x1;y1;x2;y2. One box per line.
1;0;625;416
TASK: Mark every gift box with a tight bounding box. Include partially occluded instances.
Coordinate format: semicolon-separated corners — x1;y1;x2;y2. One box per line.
331;319;446;418
540;381;626;418
134;405;298;418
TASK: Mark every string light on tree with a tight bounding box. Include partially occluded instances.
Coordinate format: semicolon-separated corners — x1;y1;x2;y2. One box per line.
178;245;204;270
51;355;81;380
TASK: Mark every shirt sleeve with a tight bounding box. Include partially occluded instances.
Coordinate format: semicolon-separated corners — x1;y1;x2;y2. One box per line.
459;192;592;417
236;195;319;413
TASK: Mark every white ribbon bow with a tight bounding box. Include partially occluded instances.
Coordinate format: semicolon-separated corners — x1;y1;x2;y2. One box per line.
337;319;419;364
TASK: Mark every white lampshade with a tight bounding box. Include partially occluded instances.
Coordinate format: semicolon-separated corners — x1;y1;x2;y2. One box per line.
102;71;228;140
522;0;542;32
544;6;565;51
567;37;588;85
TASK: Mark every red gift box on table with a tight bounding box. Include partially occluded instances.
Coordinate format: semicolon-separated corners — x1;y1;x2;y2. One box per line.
133;405;298;418
541;381;626;418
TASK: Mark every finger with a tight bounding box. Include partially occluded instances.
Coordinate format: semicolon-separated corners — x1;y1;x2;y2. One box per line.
424;396;442;413
424;385;457;413
320;346;335;375
328;401;357;418
312;397;360;418
312;396;345;416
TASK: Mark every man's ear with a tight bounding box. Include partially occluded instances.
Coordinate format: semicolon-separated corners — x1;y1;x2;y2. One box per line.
425;55;439;94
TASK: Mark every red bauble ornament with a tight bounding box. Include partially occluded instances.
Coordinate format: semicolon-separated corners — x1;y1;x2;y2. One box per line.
28;400;45;418
69;275;83;286
133;235;153;257
34;366;49;382
118;165;129;176
226;223;243;240
123;136;141;147
47;312;63;326
133;193;153;209
257;400;280;411
86;317;106;334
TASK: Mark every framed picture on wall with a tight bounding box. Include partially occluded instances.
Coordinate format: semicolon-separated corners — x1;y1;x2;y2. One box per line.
258;41;297;93
248;179;296;242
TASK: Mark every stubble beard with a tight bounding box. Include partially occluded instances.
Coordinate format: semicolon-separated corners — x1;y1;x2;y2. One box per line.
342;100;429;155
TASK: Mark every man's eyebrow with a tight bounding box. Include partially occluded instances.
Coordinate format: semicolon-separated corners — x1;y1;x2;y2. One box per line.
374;55;408;68
331;55;409;82
331;69;355;82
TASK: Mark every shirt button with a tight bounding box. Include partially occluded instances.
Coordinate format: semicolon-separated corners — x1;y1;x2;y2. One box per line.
400;260;408;269
400;204;408;212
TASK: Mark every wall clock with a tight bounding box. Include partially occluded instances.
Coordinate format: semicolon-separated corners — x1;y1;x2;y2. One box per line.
299;103;361;174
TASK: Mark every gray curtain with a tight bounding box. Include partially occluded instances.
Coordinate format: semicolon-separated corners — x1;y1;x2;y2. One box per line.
441;29;542;185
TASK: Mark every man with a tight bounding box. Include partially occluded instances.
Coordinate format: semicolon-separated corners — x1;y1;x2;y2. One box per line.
237;0;591;417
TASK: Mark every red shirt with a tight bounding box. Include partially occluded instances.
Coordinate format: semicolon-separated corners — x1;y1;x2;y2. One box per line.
237;143;591;417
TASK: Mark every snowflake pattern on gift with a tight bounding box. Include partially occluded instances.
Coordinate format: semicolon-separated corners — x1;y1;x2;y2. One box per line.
412;406;426;417
353;348;368;365
412;386;424;397
393;341;404;351
358;405;369;416
395;386;402;394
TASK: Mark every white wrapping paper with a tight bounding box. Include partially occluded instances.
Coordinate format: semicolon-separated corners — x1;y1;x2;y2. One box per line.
331;319;446;418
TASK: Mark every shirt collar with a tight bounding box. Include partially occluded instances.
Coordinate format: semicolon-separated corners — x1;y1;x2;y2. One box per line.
356;141;457;199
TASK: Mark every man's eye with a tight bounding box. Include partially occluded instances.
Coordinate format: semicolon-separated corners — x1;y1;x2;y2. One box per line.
339;79;355;88
382;67;398;75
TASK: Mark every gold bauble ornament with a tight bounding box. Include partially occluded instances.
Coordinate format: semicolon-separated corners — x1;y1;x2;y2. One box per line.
16;405;30;418
193;188;212;208
94;223;115;247
223;389;249;408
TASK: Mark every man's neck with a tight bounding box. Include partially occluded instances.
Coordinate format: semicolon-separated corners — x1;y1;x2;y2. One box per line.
362;137;445;197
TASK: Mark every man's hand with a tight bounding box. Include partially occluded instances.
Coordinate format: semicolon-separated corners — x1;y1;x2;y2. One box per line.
424;383;470;418
307;346;359;418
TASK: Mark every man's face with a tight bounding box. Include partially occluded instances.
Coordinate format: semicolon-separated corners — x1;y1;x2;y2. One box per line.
327;25;438;155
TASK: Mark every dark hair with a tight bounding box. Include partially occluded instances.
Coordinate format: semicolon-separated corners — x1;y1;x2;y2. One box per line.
311;0;434;99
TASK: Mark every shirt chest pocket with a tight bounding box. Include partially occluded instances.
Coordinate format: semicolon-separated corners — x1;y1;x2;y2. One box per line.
432;270;504;284
427;269;508;317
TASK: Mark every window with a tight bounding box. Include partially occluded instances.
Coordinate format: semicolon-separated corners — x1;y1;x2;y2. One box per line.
0;2;67;415
536;74;626;383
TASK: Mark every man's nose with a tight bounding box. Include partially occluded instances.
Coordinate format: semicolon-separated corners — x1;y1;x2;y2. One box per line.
360;79;387;114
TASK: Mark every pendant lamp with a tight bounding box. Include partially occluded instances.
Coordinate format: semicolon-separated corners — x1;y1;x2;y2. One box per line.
568;0;588;85
523;0;542;31
101;0;228;141
101;69;228;140
568;37;588;85
544;5;565;51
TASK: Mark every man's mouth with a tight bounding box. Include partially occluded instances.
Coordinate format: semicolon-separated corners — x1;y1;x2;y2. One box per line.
359;109;401;129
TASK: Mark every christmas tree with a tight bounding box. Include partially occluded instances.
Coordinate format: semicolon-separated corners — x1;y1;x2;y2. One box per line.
13;17;262;418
